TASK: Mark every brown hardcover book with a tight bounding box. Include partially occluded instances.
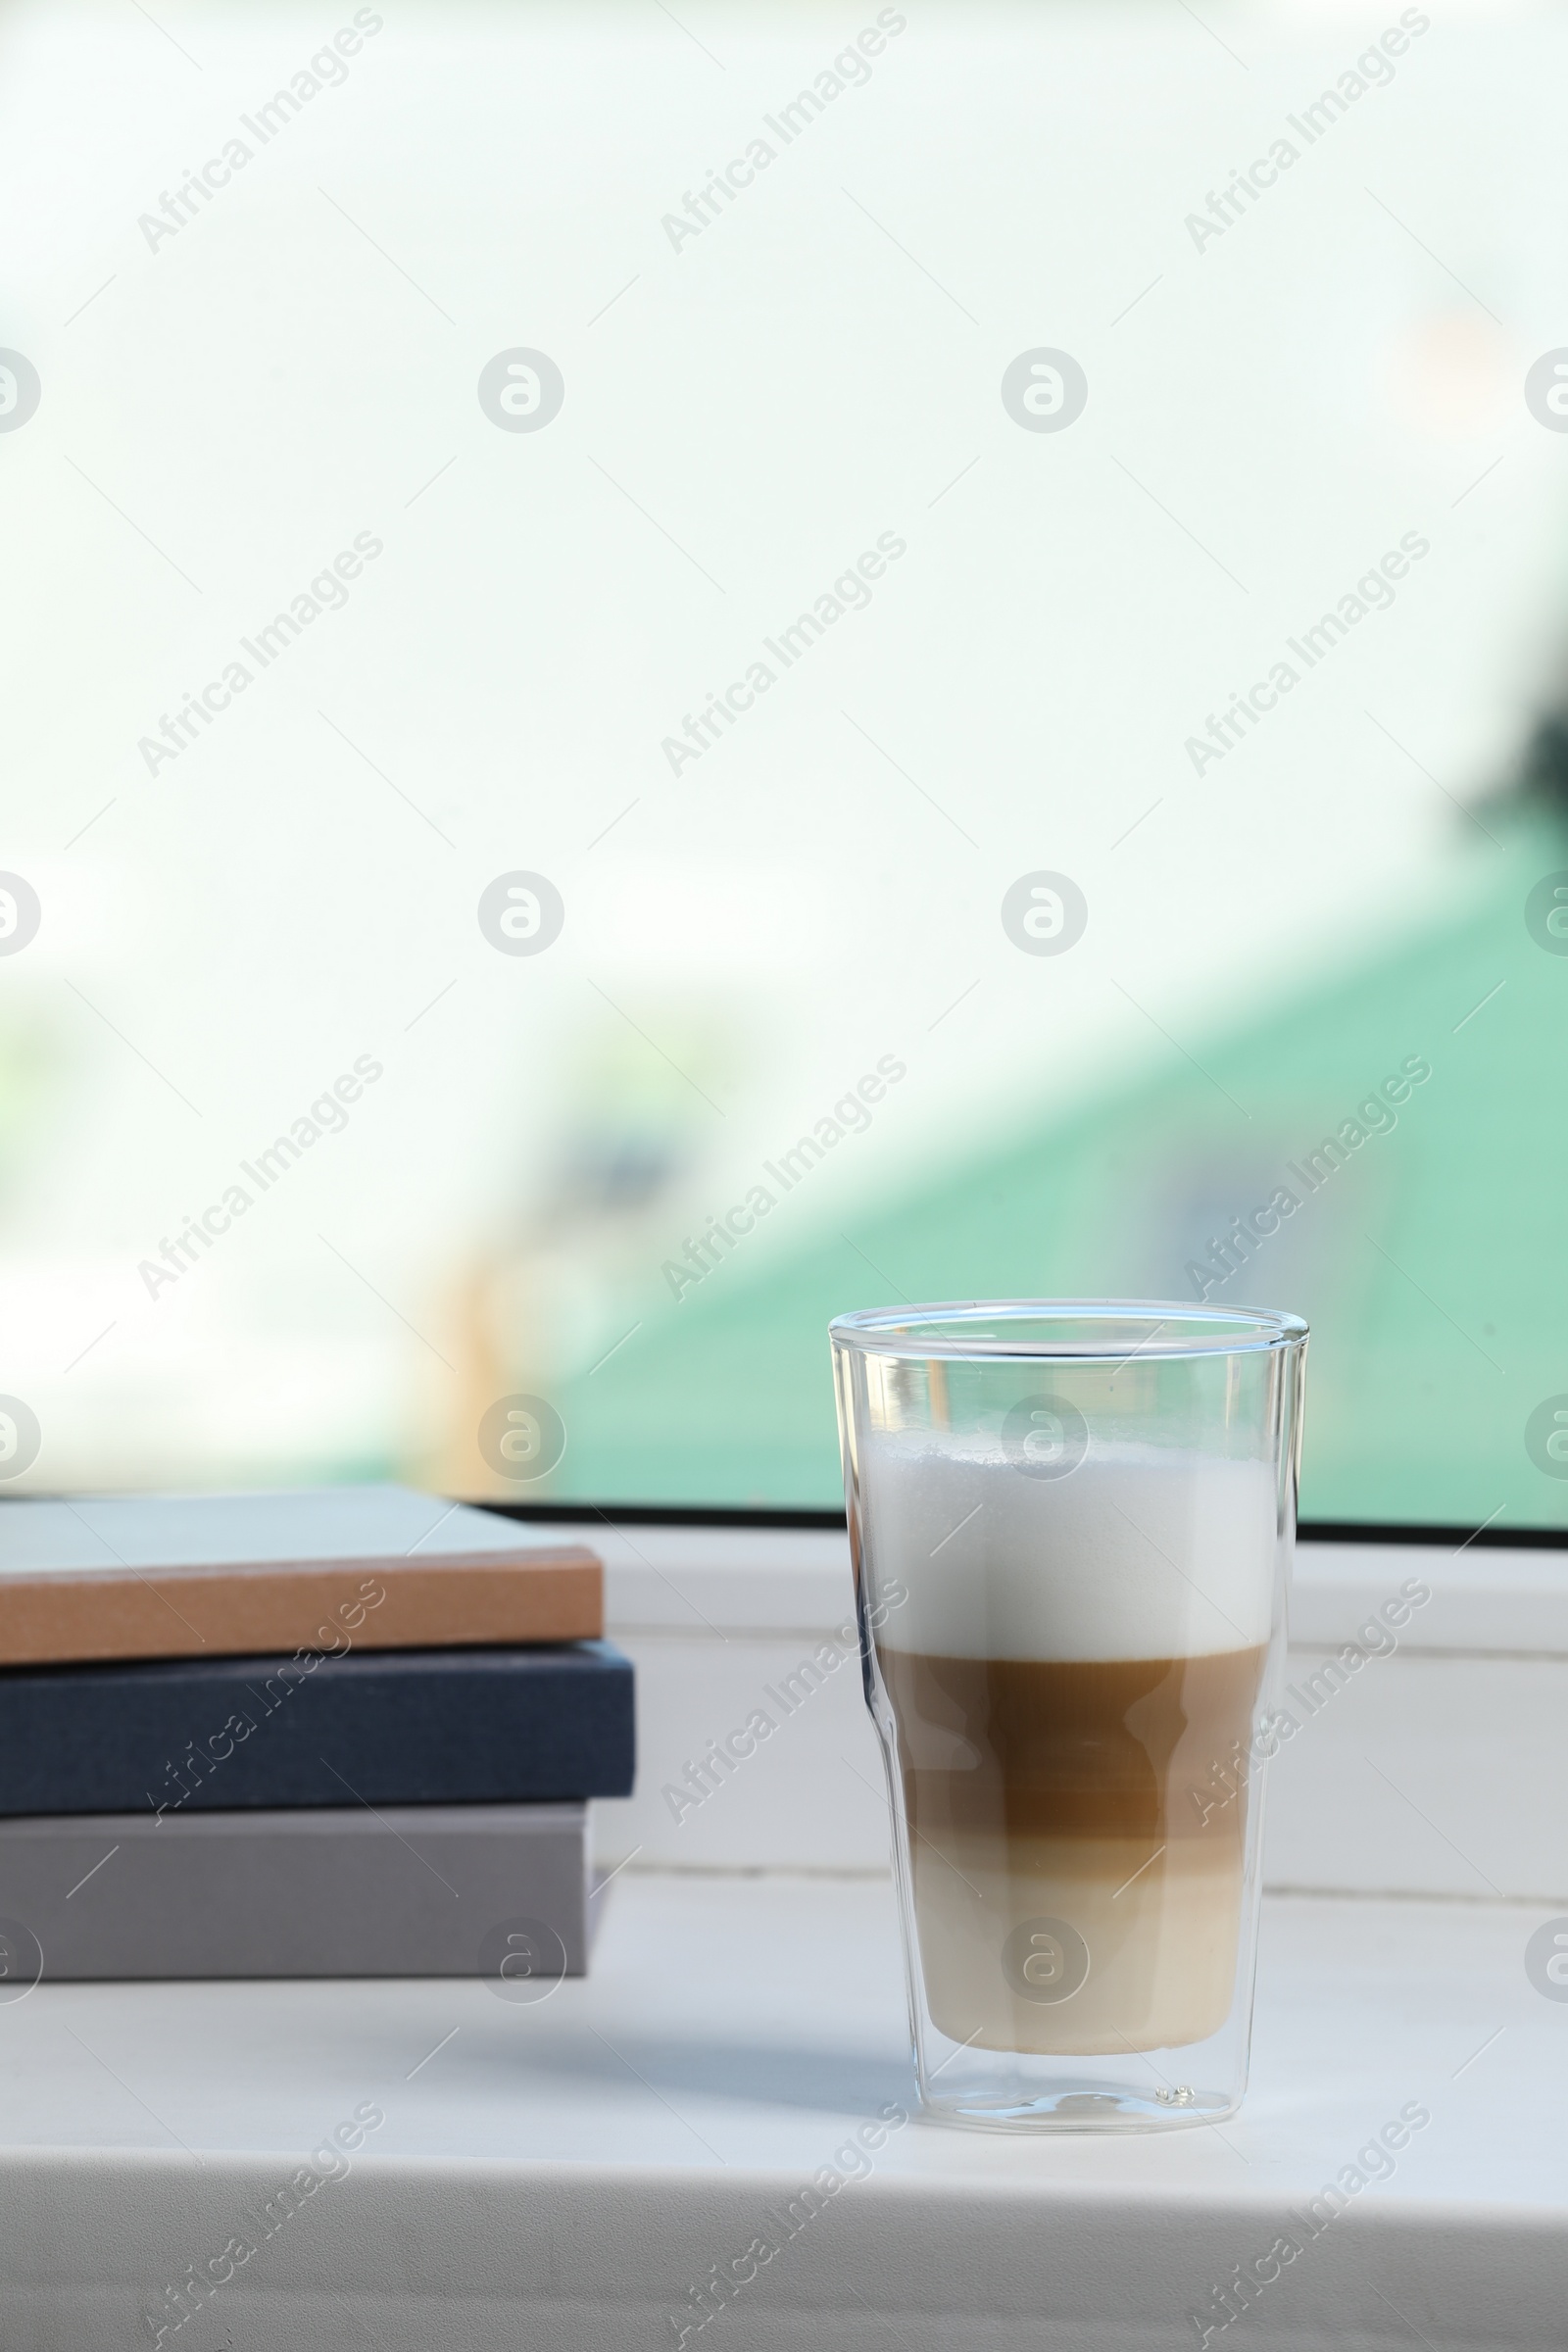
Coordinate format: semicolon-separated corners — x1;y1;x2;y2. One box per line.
0;1486;600;1666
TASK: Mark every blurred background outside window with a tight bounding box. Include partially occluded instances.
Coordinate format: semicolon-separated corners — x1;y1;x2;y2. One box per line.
2;0;1565;1524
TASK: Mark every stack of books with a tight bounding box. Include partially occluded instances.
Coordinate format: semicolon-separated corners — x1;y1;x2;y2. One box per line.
0;1487;631;1982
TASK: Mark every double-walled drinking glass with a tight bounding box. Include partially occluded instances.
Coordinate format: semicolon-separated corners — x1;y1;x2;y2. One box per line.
831;1300;1308;2132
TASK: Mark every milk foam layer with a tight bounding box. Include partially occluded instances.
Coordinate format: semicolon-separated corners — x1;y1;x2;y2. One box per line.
862;1430;1276;1659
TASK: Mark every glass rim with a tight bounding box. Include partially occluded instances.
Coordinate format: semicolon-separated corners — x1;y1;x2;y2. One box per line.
828;1297;1309;1361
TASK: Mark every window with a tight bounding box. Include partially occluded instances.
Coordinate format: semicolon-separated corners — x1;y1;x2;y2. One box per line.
2;0;1561;1527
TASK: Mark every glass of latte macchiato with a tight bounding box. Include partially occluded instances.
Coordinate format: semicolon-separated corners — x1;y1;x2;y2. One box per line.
830;1300;1307;2132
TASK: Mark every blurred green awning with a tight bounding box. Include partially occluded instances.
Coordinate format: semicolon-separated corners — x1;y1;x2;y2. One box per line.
556;814;1568;1528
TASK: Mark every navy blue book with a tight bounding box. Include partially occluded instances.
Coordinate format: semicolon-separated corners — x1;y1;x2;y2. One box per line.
0;1641;634;1818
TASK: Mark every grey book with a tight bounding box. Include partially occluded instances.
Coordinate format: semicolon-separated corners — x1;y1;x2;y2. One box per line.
0;1802;590;1983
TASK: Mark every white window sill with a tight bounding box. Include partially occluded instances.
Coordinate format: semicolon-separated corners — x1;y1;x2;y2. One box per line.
2;1871;1557;2347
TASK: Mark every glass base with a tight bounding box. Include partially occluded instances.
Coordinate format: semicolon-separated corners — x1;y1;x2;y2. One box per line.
920;2078;1238;2133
